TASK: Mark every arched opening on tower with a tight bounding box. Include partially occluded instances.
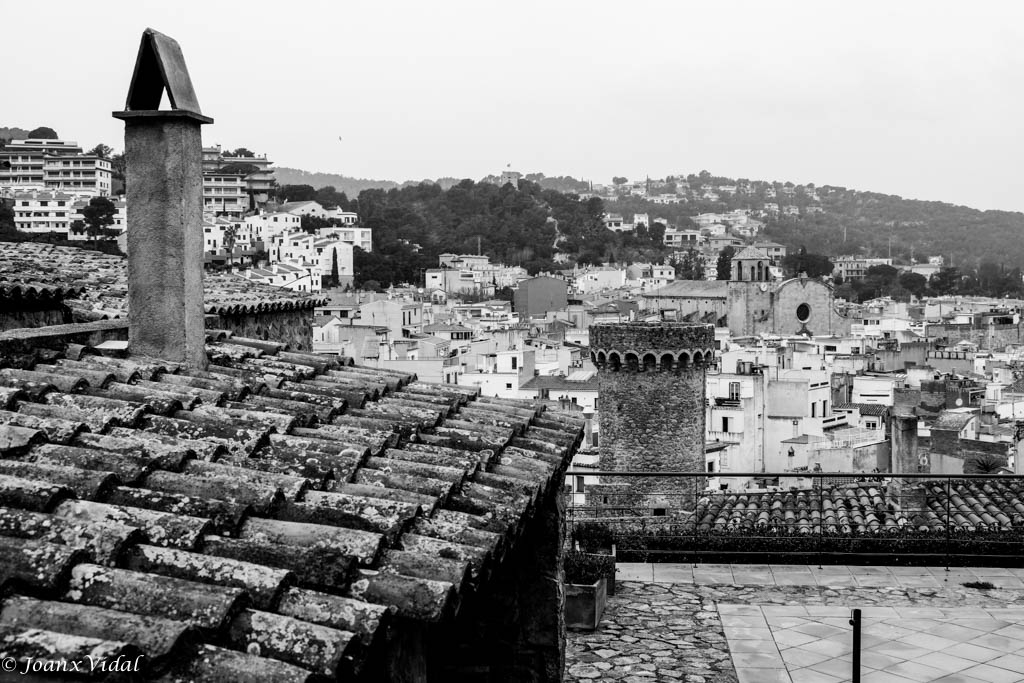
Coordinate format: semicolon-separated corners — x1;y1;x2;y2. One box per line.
596;351;607;366
757;261;763;281
678;352;690;369
660;353;675;371
642;353;657;371
693;351;704;366
608;352;621;371
624;352;639;371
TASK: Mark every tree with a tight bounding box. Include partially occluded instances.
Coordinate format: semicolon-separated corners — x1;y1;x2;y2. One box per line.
87;144;113;159
0;200;16;237
612;177;628;186
672;249;705;280
81;197;117;242
27;127;58;139
316;186;350;210
278;184;317;202
218;162;259;175
330;247;340;287
898;271;928;298
224;147;255;158
929;267;961;296
782;247;834;279
716;246;735;280
223;223;238;268
963;452;1007;474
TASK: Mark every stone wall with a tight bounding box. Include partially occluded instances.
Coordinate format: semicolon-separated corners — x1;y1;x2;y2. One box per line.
590;322;714;366
928;322;1024;350
213;309;314;351
0;306;70;333
591;323;711;504
0;320;129;365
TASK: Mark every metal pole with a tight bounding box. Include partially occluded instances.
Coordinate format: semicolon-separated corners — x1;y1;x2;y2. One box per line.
945;478;951;576
849;608;861;683
818;473;824;569
693;475;699;568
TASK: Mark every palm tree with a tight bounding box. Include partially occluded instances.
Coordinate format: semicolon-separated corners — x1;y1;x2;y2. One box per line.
963;452;1008;475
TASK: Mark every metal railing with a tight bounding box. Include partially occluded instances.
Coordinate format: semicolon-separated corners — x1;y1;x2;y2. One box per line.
565;471;1024;567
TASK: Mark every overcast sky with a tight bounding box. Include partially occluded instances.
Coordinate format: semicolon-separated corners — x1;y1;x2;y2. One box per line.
4;1;1023;211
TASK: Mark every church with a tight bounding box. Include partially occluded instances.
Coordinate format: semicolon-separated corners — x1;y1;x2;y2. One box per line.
642;246;853;337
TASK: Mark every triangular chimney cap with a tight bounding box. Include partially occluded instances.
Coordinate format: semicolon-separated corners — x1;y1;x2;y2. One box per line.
113;28;213;123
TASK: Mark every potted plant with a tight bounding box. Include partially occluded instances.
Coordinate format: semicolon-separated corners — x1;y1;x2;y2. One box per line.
564;550;608;630
572;522;617;595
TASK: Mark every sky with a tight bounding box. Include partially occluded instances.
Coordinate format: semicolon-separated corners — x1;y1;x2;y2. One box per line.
4;1;1024;212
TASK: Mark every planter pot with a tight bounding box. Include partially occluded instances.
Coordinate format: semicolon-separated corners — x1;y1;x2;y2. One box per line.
564;576;607;631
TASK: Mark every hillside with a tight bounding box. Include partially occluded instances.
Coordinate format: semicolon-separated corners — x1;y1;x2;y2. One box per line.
272;167;399;196
0;127;32;143
604;173;1024;270
347;179;671;288
274;167;594;201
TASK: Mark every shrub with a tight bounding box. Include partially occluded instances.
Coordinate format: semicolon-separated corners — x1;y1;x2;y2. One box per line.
564;550;612;585
572;521;615;552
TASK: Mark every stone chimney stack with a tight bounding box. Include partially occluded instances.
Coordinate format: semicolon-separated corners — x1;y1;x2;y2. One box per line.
113;29;212;369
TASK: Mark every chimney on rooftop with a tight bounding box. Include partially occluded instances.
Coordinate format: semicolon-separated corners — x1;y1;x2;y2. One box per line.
113;28;212;369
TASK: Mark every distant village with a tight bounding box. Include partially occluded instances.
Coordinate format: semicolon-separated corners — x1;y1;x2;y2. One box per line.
3;139;1023;495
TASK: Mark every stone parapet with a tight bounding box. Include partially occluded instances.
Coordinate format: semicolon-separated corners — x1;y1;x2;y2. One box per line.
589;322;714;372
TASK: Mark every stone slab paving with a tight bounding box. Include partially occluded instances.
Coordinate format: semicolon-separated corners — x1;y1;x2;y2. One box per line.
566;564;1024;683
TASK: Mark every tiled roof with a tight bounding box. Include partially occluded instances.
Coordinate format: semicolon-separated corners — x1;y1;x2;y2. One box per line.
732;246;770;261
0;333;582;680
833;403;889;417
0;242;325;318
520;375;599;391
642;280;728;299
685;480;1024;534
932;410;976;431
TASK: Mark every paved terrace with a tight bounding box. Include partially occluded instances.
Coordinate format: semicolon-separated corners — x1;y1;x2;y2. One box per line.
567;563;1024;683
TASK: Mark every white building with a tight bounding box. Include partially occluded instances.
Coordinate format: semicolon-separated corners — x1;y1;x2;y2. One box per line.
239;263;319;292
269;231;355;289
1;139;92;196
11;191;77;235
664;228;704;248
574;267;626;294
42;155;112;197
202;173;248;218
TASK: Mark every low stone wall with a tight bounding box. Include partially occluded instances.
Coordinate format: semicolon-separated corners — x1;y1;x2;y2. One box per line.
213;309;314;351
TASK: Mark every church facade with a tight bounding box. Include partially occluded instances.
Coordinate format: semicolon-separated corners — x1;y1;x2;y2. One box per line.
643;246;852;337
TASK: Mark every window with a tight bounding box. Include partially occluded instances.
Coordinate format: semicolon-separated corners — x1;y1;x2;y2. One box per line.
505;383;512;390
721;417;730;432
822;400;828;415
511;357;517;370
728;382;740;400
811;403;817;418
575;476;585;493
707;461;716;473
797;303;811;323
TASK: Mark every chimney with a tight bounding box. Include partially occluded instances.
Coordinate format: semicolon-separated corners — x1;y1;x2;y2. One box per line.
113;29;212;369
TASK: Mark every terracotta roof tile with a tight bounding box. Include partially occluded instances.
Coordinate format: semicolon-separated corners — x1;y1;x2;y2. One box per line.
0;334;583;678
0;241;326;318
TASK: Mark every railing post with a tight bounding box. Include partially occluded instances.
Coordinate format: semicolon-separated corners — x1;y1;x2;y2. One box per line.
849;608;861;683
945;477;951;576
693;474;699;568
818;473;824;569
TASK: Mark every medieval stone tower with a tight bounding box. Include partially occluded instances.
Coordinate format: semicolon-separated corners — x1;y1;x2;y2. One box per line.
590;322;714;477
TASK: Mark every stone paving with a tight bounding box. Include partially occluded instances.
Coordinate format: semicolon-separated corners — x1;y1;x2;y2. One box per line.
566;564;1024;683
